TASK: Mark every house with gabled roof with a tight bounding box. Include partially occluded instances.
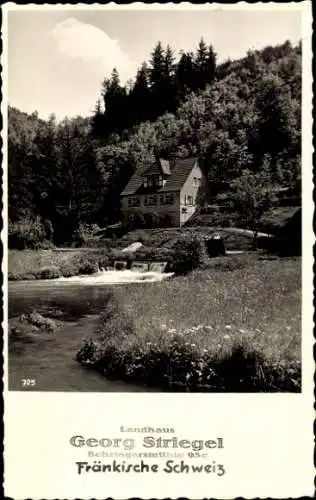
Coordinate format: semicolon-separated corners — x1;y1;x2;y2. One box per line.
120;156;209;227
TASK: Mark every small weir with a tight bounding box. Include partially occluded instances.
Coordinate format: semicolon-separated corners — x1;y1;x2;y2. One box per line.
53;261;173;285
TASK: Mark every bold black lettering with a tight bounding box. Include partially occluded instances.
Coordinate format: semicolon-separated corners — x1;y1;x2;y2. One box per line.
163;460;174;473
143;436;155;448
191;464;203;472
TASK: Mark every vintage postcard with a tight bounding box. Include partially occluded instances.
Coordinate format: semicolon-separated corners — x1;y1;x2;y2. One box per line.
2;2;314;498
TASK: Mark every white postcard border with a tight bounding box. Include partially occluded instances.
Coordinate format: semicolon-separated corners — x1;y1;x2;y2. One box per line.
2;2;314;498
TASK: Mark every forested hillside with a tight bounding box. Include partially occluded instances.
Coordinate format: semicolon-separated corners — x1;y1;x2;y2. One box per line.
8;39;301;247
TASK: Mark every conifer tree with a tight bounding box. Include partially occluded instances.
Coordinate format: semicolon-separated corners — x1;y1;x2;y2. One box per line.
131;63;150;124
195;38;209;90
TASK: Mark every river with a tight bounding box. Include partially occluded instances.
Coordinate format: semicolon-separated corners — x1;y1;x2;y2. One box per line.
8;272;170;392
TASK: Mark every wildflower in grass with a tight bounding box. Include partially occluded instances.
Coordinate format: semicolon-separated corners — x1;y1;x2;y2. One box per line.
286;326;291;330
205;325;213;330
160;324;167;330
223;334;230;340
239;329;247;334
225;325;232;330
203;348;208;353
191;343;196;347
168;328;177;334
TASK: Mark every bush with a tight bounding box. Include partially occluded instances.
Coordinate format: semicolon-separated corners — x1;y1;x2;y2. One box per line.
171;235;208;274
39;265;61;279
21;312;57;332
59;261;80;278
78;260;99;275
9;216;46;249
76;293;135;367
8;272;37;281
73;223;100;246
58;252;106;277
9;312;57;355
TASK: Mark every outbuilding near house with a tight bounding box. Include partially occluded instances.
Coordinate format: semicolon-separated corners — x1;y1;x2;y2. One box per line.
120;156;209;227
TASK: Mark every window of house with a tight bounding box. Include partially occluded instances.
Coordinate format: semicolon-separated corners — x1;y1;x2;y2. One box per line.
149;195;157;206
186;195;193;206
160;195;165;204
128;197;140;207
193;177;201;187
143;178;148;188
165;193;174;205
144;195;157;206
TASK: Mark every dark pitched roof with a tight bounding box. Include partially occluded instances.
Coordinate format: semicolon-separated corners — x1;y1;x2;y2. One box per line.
120;164;149;196
121;157;197;196
142;158;171;177
161;157;197;192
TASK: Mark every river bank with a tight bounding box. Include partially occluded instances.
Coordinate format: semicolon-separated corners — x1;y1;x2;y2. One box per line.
8;248;110;281
8;255;301;392
7;226;275;281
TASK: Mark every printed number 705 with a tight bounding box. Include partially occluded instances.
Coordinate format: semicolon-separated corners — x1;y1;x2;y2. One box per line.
22;378;36;387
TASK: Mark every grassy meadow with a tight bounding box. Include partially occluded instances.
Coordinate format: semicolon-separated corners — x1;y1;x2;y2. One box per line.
9;253;301;392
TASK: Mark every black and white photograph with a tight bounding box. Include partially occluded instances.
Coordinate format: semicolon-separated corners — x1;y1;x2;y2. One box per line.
3;3;314;499
5;5;307;395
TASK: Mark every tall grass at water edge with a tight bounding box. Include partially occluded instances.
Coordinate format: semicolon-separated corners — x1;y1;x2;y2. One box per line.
76;257;301;392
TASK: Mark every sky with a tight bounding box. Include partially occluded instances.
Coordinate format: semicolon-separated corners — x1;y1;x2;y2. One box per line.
6;6;302;120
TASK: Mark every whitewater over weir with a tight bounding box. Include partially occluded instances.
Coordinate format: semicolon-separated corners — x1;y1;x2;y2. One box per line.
53;268;174;285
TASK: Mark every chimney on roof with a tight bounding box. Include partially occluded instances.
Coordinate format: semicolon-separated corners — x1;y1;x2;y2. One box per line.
160;158;171;176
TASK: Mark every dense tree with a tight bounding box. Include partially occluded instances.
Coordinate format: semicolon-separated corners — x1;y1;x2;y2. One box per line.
230;159;277;248
195;38;209;90
130;63;150;124
163;44;178;113
101;68;128;135
175;51;195;100
8;40;302;246
205;44;217;85
91;99;105;139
